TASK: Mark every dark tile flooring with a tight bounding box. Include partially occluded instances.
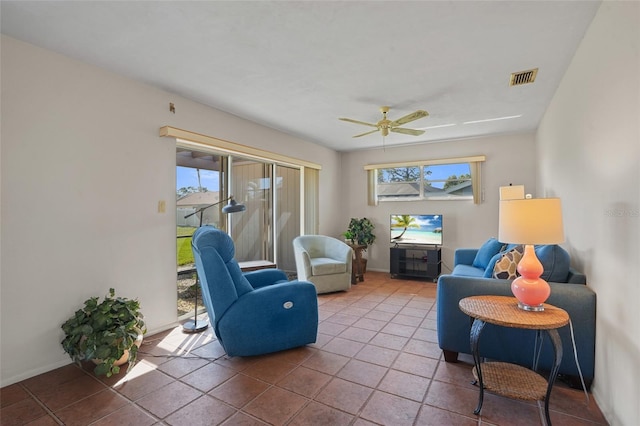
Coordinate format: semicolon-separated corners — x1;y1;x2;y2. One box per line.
1;272;607;425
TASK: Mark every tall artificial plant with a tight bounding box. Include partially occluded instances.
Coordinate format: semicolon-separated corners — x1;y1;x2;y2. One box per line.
347;217;376;248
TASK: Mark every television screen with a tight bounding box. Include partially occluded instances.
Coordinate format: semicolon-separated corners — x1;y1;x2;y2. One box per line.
390;214;443;246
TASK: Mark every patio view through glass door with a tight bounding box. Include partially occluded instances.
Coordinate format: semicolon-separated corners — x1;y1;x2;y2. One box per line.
176;148;225;317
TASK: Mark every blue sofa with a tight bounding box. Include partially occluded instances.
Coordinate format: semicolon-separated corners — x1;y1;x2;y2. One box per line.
436;242;596;389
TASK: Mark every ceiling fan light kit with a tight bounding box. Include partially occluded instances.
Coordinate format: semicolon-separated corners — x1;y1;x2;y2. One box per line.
340;106;429;138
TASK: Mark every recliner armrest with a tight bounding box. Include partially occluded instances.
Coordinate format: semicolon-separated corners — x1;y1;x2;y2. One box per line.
244;268;289;289
229;281;318;315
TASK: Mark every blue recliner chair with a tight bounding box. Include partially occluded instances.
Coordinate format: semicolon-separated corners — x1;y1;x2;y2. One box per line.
191;226;318;357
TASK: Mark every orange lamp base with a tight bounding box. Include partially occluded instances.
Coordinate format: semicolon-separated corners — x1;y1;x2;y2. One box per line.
511;244;550;311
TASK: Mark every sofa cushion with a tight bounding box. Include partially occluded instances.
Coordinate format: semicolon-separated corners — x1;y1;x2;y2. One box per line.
472;238;504;269
310;257;347;276
535;244;571;283
492;245;524;279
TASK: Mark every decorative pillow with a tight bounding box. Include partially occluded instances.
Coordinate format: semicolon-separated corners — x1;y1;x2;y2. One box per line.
535;245;571;283
492;245;524;280
472;238;505;269
483;243;519;277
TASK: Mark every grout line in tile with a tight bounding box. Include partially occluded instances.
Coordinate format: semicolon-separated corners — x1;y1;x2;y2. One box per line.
17;382;65;425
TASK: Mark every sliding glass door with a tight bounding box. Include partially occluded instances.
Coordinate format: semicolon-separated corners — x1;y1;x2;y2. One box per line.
228;159;301;271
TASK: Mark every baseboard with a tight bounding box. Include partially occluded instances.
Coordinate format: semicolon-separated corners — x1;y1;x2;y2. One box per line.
1;358;72;388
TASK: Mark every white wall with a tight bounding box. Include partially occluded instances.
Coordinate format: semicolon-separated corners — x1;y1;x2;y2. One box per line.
537;2;639;425
0;35;341;385
339;133;537;272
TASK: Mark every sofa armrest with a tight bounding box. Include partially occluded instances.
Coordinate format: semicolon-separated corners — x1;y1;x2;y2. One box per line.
567;267;587;284
437;275;513;357
454;248;478;267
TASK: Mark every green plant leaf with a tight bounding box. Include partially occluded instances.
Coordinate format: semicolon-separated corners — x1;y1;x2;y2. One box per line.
94;345;112;360
94;362;110;376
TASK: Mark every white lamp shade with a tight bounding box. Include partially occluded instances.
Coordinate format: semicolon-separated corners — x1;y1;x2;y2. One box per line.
498;198;565;245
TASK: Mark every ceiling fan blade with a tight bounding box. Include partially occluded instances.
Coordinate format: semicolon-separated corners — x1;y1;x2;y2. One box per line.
391;127;425;136
390;110;429;127
353;129;380;138
339;117;378;128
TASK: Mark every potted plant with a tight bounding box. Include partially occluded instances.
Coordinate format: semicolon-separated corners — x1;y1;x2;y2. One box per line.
347;217;376;248
61;288;146;377
346;218;376;274
342;230;355;243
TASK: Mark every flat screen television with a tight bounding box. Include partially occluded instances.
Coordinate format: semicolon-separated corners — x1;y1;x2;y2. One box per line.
390;214;443;246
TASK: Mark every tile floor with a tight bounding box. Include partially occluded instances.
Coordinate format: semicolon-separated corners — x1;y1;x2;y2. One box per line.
1;272;607;425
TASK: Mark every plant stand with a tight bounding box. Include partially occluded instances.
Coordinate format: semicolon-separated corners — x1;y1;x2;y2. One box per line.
348;243;367;284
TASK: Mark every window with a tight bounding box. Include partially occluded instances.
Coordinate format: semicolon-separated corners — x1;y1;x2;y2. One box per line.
378;166;420;200
366;156;485;205
424;163;473;199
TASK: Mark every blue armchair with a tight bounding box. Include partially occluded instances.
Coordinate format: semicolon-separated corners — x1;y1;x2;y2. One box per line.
191;226;318;357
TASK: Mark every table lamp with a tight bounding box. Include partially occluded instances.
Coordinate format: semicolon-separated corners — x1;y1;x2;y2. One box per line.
498;197;564;311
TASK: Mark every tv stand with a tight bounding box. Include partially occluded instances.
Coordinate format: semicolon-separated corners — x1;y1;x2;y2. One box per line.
390;245;441;282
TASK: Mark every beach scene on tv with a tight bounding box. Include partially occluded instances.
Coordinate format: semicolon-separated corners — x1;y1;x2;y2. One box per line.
390;214;443;245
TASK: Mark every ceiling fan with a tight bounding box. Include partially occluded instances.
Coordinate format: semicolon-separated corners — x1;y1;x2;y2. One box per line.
339;106;429;138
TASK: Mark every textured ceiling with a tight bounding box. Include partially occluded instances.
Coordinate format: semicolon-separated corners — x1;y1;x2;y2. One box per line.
1;1;601;151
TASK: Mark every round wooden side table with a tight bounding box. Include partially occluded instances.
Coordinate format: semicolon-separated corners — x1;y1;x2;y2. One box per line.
459;295;569;426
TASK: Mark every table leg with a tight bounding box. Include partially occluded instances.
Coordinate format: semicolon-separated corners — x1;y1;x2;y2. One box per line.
470;318;487;415
352;247;363;284
351;257;359;284
544;329;563;426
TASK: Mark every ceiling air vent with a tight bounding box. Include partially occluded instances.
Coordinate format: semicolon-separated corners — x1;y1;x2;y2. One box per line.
510;68;538;86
